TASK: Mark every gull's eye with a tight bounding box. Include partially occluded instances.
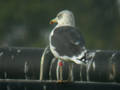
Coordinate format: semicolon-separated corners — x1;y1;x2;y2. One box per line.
57;14;63;19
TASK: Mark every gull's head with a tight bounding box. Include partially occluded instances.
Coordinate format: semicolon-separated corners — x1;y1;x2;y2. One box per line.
50;10;75;27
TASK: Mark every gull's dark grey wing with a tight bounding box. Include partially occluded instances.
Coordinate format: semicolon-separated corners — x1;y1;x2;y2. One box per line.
51;26;86;57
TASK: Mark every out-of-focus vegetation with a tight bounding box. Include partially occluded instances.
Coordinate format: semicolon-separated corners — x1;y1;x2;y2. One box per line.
0;0;120;50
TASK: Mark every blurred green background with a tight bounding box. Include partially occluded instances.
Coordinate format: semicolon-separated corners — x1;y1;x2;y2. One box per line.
0;0;120;50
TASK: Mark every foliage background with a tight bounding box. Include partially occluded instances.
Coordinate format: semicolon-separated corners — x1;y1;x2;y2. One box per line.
0;0;120;50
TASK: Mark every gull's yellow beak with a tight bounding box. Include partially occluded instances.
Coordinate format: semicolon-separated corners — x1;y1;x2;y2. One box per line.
50;18;57;24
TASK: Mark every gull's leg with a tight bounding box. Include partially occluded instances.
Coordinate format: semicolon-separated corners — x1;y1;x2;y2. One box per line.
57;59;63;83
68;62;73;82
59;61;63;81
